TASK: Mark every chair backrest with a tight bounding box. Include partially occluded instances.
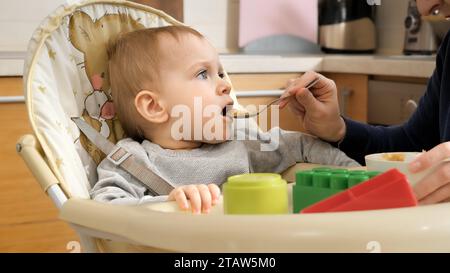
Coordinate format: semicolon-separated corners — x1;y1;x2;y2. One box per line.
24;0;239;198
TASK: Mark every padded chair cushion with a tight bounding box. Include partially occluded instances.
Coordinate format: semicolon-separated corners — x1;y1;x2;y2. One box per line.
24;0;191;197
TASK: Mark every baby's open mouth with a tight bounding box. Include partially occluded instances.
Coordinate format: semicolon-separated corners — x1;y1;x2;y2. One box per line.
222;106;227;116
221;103;234;116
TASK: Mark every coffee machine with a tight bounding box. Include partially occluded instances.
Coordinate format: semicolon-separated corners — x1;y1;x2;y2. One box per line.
403;0;438;55
319;0;377;53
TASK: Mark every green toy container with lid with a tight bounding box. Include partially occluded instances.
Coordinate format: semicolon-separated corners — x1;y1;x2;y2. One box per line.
223;173;288;215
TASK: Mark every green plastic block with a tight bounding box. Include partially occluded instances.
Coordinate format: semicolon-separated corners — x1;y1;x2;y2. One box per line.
349;170;367;176
312;167;333;173
366;171;382;178
330;174;349;189
348;174;370;187
293;168;374;213
295;171;314;186
330;169;349;174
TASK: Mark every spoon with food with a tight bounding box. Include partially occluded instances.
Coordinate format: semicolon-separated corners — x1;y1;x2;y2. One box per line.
228;77;320;119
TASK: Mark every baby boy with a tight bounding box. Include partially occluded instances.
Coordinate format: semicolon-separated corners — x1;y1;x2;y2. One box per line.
91;25;359;213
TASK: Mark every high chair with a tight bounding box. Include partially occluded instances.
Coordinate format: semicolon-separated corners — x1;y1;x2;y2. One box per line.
17;0;450;252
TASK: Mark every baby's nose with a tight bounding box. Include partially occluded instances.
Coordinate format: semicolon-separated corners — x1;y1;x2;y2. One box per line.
217;80;231;95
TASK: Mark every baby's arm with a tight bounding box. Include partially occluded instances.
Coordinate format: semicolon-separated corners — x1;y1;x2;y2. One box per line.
92;157;220;212
91;159;168;205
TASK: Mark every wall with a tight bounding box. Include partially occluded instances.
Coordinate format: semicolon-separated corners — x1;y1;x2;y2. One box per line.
0;0;421;56
0;0;66;52
376;0;409;55
131;0;183;21
183;0;240;53
184;0;411;55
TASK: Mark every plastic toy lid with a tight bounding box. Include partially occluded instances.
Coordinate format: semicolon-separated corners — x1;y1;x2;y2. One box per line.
226;173;285;188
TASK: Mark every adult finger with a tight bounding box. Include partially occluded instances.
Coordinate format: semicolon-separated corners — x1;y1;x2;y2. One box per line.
285;72;320;96
293;88;320;113
288;96;306;116
418;183;450;205
409;143;450;173
280;92;301;109
413;162;450;200
279;98;289;109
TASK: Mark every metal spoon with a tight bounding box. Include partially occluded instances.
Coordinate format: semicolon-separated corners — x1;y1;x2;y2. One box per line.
230;77;320;119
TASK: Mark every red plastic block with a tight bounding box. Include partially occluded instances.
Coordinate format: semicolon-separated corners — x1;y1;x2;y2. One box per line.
301;169;418;213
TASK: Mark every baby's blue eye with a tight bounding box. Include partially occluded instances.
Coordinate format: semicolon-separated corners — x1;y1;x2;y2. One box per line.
218;72;225;79
197;70;208;80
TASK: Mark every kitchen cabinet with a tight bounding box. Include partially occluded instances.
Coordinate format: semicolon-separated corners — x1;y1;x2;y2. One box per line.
323;73;368;123
0;77;78;252
229;73;368;132
367;75;428;126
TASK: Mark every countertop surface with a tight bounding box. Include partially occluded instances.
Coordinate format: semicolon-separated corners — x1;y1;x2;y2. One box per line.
0;51;437;78
220;54;436;78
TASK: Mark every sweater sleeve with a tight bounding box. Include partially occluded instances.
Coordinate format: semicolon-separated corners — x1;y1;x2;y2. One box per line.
335;31;448;165
279;129;360;167
246;127;360;174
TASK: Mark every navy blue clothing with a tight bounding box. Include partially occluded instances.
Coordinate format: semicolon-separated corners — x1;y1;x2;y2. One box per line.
338;31;450;165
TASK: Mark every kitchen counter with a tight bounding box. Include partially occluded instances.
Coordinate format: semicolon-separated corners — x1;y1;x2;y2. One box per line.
221;54;436;78
0;51;437;78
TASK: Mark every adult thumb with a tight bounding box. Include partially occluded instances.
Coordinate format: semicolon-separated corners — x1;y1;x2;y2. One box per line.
295;88;318;111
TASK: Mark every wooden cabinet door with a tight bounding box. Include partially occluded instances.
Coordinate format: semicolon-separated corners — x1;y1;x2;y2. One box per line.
323;73;368;123
0;77;79;252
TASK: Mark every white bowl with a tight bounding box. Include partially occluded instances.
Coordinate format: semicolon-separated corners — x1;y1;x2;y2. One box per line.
365;152;422;186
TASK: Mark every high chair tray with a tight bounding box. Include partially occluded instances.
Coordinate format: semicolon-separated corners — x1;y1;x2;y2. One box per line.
60;193;450;252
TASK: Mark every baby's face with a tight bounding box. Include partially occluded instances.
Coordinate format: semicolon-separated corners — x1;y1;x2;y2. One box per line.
156;34;234;143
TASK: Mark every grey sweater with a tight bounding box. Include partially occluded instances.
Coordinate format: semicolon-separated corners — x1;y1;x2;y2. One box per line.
91;127;359;204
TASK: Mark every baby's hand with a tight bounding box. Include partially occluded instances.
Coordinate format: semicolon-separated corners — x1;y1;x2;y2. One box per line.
168;184;221;214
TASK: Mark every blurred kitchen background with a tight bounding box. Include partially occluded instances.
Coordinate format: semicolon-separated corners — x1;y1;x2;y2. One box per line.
1;0;450;252
2;0;449;58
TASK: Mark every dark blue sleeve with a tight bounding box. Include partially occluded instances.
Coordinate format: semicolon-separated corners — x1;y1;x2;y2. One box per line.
336;32;448;165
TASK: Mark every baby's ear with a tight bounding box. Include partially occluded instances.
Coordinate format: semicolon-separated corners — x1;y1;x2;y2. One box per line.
135;90;169;124
69;11;95;52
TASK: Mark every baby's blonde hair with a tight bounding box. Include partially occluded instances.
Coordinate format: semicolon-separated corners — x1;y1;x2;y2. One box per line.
107;25;204;140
